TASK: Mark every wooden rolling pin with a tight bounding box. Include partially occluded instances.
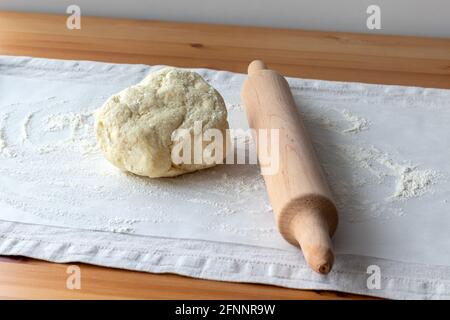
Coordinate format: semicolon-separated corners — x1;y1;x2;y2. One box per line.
241;60;339;274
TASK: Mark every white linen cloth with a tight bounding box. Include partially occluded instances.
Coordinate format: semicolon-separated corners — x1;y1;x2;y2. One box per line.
0;56;449;299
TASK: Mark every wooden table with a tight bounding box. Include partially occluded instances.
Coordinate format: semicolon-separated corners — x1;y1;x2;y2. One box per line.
0;11;449;300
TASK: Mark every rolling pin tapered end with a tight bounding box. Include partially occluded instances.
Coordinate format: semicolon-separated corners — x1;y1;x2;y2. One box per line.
303;245;335;275
288;206;337;275
248;60;267;75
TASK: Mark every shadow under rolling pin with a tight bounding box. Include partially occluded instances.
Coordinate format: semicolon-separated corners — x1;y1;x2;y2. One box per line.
241;60;339;274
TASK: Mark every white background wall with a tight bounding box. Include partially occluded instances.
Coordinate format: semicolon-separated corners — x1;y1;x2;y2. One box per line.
0;0;449;37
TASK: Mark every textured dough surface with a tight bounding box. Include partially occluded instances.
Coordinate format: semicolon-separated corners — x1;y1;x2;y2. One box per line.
95;67;229;178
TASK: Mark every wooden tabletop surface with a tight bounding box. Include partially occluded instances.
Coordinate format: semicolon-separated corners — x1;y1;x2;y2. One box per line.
0;11;449;300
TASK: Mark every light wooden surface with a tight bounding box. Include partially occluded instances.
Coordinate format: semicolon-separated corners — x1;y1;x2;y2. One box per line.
242;60;338;274
0;11;449;88
0;257;368;300
0;11;448;300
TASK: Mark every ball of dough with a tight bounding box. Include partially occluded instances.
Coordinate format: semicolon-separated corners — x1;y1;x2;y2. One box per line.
95;67;229;178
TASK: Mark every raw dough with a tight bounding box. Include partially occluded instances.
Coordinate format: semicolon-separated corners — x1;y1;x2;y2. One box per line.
95;67;229;178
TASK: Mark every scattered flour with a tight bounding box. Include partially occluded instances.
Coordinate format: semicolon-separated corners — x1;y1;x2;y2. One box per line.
303;108;370;135
0;113;8;153
341;109;370;134
337;144;439;201
227;104;243;111
21;112;35;142
392;166;438;200
93;217;140;234
45;111;92;132
206;223;277;239
0;113;16;158
38;111;98;155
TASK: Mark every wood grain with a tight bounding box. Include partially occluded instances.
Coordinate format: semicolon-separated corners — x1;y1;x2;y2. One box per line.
0;11;449;88
0;11;448;300
0;257;372;300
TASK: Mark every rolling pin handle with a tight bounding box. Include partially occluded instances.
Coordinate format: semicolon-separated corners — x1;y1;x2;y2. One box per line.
248;60;267;75
290;209;335;275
